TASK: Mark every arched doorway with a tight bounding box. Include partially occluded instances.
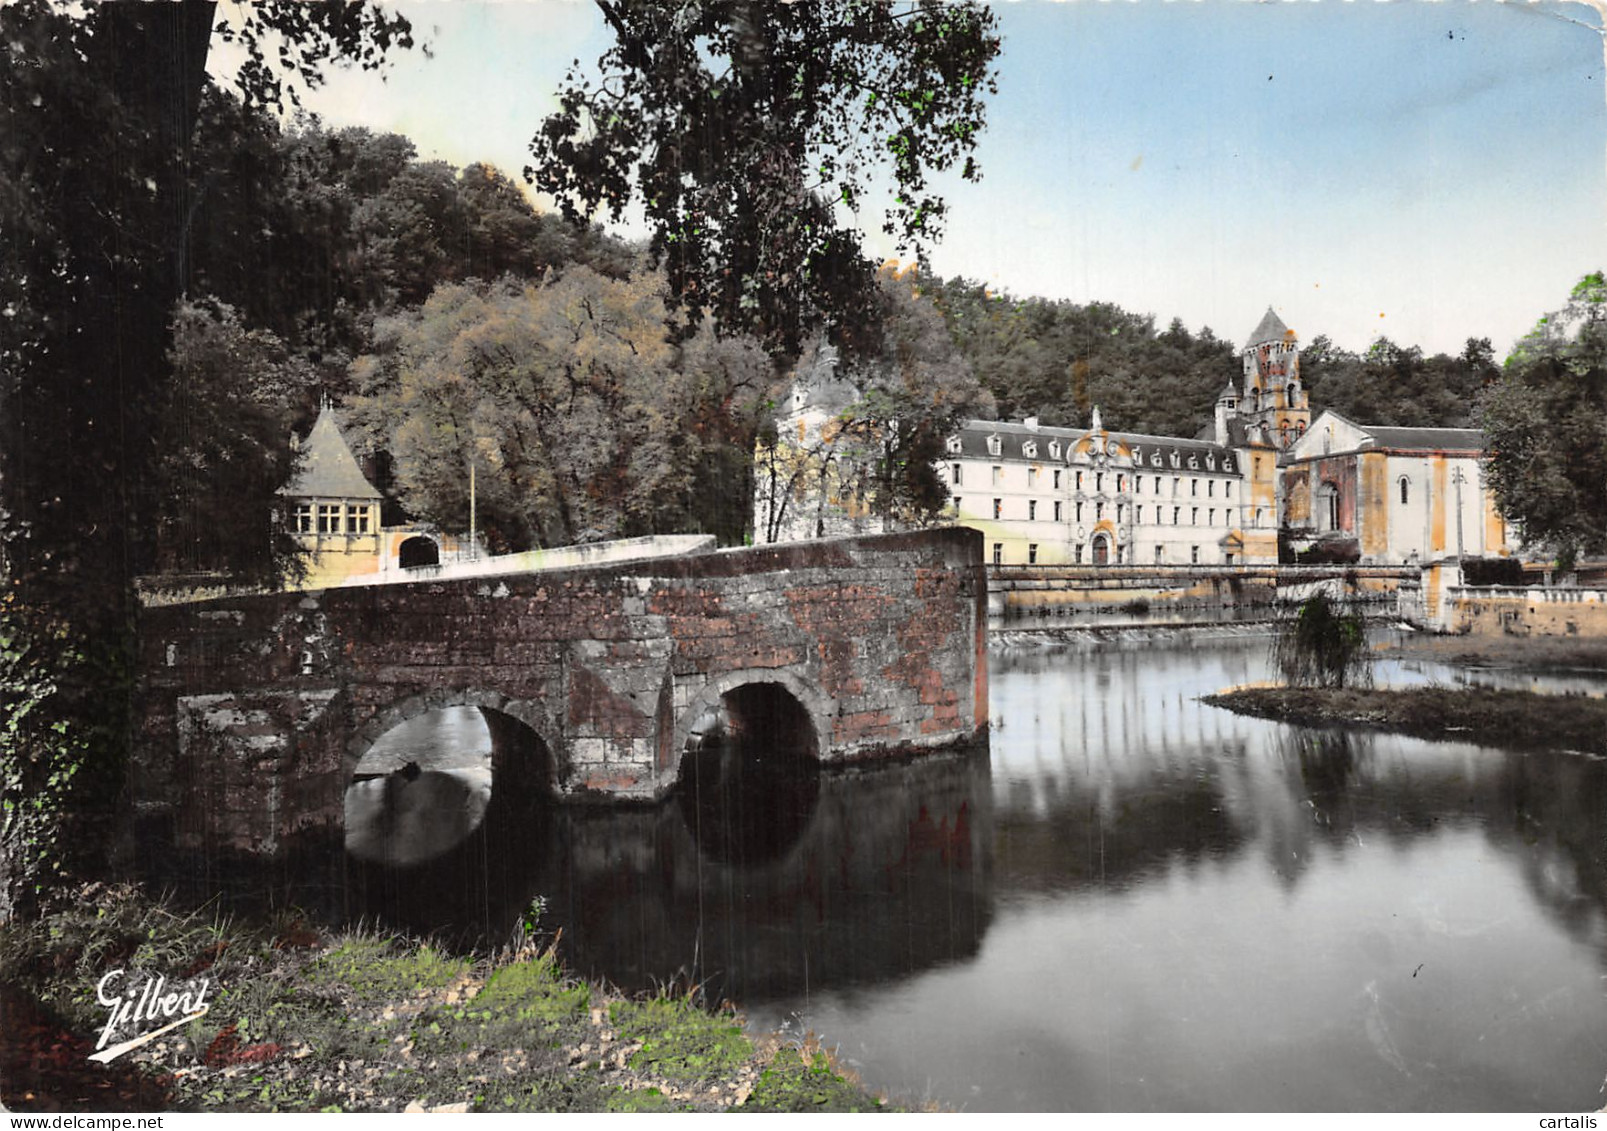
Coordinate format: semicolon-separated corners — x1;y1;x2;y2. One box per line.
1091;533;1111;566
398;535;439;569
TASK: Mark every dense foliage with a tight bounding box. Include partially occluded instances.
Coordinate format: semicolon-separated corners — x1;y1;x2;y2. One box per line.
528;0;1001;357
926;278;1499;436
1479;273;1607;567
754;267;994;541
349;269;772;550
0;0;413;919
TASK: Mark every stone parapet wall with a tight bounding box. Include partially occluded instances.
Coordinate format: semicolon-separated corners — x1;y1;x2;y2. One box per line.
343;533;718;587
134;529;987;860
1443;585;1607;638
988;564;1416;616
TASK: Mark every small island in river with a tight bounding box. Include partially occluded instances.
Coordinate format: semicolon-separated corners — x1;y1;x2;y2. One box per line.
1205;632;1607;756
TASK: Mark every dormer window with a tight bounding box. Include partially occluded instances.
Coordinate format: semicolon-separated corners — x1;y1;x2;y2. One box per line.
1205;453;1216;471
987;435;1001;456
945;435;962;455
1022;440;1037;459
1187;454;1199;470
1048;441;1061;460
1170;451;1181;469
1131;447;1142;464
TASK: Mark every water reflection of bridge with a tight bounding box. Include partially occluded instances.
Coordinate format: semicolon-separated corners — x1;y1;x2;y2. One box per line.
346;744;995;1003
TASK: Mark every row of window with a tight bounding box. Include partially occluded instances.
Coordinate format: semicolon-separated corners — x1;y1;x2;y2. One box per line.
992;542;1209;566
293;502;374;535
953;465;1235;499
962;497;1251;528
961;433;1240;474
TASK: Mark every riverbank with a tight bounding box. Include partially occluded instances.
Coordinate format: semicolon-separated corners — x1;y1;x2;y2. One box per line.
1203;684;1607;754
1378;631;1607;673
0;885;895;1113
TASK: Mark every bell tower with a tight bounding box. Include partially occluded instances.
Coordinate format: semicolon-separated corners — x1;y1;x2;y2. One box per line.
1240;307;1309;451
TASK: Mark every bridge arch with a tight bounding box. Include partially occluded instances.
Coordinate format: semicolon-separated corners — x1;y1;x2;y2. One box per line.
668;669;827;864
667;668;828;782
346;689;563;798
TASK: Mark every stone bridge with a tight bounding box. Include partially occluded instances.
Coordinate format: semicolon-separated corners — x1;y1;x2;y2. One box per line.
132;529;988;861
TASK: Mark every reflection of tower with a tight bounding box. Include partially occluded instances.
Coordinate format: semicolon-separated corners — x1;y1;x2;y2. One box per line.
1239;308;1310;451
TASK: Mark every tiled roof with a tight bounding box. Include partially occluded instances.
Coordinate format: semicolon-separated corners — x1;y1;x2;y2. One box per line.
280;406;382;500
1360;425;1487;453
1245;307;1293;347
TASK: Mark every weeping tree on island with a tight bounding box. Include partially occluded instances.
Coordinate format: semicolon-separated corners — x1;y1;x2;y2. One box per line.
1271;594;1372;690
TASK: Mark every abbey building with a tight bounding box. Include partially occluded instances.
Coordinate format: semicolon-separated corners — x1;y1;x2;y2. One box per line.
758;308;1514;567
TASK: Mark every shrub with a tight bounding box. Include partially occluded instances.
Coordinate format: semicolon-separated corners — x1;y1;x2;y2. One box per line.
1460;557;1526;587
1271;594;1371;689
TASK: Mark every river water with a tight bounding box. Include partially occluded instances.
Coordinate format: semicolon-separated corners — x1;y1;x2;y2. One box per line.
343;635;1607;1112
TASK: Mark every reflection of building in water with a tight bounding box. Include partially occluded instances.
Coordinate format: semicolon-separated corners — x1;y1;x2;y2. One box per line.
989;644;1607;939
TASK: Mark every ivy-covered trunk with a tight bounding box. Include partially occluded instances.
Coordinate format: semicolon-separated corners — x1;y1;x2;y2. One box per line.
0;600;134;922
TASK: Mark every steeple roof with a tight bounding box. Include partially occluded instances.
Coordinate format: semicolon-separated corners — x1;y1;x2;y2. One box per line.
1246;307;1293;348
281;405;381;500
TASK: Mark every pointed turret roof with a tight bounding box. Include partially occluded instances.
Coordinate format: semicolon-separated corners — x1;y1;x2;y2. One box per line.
281;405;381;500
1246;307;1293;348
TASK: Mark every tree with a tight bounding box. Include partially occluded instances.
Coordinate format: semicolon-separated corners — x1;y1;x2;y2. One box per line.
754;265;993;541
527;0;1001;357
0;0;413;919
351;269;770;551
1479;272;1607;567
155;301;314;583
1271;595;1371;690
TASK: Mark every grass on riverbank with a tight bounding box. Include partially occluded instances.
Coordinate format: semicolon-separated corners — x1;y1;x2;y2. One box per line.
1203;685;1607;755
0;885;894;1114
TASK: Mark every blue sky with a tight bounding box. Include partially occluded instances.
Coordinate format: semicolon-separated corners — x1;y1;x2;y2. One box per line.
250;0;1607;359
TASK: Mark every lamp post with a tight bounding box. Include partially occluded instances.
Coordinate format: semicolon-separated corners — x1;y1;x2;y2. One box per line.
1451;466;1466;566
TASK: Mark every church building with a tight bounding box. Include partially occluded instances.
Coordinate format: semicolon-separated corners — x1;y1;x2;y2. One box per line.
1280;412;1511;564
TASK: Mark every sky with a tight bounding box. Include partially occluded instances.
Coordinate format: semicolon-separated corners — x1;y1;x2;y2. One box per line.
223;0;1607;360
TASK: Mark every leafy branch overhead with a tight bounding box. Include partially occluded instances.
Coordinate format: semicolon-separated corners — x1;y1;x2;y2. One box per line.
527;0;1001;356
